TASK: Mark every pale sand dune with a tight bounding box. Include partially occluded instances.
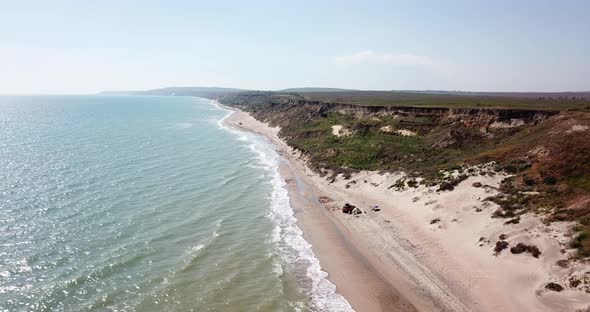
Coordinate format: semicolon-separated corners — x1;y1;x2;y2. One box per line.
223;107;590;312
331;125;343;135
332;124;352;137
396;129;417;136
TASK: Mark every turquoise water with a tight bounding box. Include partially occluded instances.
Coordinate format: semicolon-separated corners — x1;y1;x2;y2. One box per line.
0;95;351;312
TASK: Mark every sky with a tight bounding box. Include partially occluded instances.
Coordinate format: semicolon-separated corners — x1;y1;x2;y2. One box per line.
0;0;589;94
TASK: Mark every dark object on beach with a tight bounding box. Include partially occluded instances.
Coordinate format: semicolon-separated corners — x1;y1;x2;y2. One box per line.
342;203;356;214
430;218;441;224
371;205;380;211
238;122;243;125
545;282;564;292
494;240;509;255
504;217;520;225
472;182;482;188
510;243;542;258
352;207;363;215
499;234;507;240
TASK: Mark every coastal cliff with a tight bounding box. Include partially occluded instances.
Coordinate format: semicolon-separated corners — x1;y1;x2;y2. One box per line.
220;91;590;266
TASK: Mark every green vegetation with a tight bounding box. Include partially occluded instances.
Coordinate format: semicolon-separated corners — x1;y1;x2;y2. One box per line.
301;91;590;111
279;112;480;177
571;227;590;258
569;174;590;193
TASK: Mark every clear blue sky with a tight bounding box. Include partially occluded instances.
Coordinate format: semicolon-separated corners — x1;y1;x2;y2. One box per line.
1;0;589;93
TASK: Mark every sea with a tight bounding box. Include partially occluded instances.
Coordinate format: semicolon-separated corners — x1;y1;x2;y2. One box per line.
0;95;352;312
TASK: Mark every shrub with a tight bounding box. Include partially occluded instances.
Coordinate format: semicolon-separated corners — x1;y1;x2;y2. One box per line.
438;174;468;192
406;179;419;188
389;177;407;191
543;175;557;185
545;282;564;292
571;231;590;257
494;241;509;255
523;176;536;186
510;243;542;258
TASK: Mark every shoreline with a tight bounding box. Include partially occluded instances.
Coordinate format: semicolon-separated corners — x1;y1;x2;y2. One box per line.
222;105;590;312
221;105;415;311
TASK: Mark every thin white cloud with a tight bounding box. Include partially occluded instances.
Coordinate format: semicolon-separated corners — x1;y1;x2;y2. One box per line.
334;50;435;67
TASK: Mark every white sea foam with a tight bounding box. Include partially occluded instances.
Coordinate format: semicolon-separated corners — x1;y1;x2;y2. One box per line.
211;100;234;130
212;100;354;312
189;218;223;255
192;244;205;252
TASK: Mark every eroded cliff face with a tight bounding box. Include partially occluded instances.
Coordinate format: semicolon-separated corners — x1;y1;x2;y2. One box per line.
222;92;556;125
220;92;559;152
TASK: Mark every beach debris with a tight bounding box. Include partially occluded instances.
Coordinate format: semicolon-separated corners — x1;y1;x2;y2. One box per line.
342;203;356;214
352;207;363;215
510;243;542;258
545;282;564;292
472;182;483;188
412;196;420;202
371;205;380;212
430;218;441;224
499;233;508;240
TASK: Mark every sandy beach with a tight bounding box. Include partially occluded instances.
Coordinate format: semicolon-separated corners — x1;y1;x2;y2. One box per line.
223;107;590;312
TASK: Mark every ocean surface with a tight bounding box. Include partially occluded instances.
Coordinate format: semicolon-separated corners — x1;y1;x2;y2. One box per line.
0;95;352;312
